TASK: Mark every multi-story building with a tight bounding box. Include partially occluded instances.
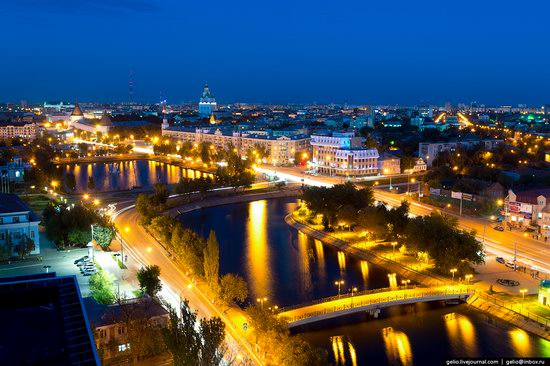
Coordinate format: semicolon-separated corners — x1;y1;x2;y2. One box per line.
85;297;168;363
0;157;31;184
0;194;41;257
378;152;401;175
0;121;38;140
419;139;503;167
162;126;310;166
310;132;379;176
198;83;217;118
505;189;550;238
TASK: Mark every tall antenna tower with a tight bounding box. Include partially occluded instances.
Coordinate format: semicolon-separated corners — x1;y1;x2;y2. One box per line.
128;70;134;103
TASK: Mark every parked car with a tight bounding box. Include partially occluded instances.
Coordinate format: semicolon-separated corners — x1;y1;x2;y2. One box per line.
495;257;505;264
505;261;515;269
74;256;89;264
493;226;504;231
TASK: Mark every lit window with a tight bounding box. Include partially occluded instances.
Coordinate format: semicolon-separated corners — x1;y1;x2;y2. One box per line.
118;343;130;352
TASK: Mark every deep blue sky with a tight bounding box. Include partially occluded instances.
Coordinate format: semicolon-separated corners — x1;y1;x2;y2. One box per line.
1;0;549;105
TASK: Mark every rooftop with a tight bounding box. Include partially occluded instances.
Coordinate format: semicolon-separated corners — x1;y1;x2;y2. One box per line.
0;193;40;220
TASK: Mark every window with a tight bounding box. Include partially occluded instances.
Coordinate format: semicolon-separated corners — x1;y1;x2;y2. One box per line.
118;326;126;335
13;217;19;223
13;232;21;240
118;343;130;352
30;231;35;238
0;233;4;240
0;218;3;224
99;329;106;339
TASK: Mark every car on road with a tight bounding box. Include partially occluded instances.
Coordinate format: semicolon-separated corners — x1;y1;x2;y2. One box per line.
496;257;505;264
493;226;504;231
505;261;515;269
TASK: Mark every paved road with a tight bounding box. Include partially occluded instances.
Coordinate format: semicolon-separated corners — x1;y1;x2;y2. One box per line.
257;164;550;275
112;205;262;365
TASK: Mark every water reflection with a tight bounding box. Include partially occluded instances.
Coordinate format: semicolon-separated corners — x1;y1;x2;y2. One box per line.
314;240;327;288
383;327;413;366
444;312;479;356
360;260;369;288
509;328;530;357
338;251;347;273
246;200;272;300
61;159;208;192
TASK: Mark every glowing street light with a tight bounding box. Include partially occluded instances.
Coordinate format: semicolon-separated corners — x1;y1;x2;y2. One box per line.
465;274;473;285
520;288;527;302
450;268;458;282
350;287;358;306
334;279;345;298
256;297;268;310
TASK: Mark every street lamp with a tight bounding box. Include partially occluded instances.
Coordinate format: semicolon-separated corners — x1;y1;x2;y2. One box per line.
391;241;398;254
401;279;411;288
465;274;473;285
520;288;527;302
334;280;345;298
450;268;458;282
350;287;358;306
256;297;267;310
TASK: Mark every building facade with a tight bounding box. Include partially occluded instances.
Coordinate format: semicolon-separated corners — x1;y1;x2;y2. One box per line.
378;153;401;175
198;83;217;118
505;189;550;237
419;139;503;167
0;121;38;140
162;126;310;166
0;194;41;257
310;132;379;176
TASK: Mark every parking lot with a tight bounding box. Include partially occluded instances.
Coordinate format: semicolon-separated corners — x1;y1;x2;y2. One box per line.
0;233;92;295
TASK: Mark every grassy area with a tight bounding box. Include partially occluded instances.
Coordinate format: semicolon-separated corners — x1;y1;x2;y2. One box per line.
20;194;51;213
488;292;550;319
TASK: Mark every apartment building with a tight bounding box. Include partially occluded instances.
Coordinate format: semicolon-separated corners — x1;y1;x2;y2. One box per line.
0;121;38;140
419;139;503;167
310;132;379;176
162;126;310;165
0;193;41;257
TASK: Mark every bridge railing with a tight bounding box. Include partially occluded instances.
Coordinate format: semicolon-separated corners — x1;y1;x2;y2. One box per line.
278;285;419;313
283;289;472;323
476;291;550;328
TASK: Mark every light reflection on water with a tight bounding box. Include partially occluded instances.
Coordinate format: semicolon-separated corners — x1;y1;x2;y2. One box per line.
246;200;272;300
62;159;213;192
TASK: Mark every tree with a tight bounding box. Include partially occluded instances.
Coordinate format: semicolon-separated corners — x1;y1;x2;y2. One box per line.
161;300;227;366
219;274;248;305
94;224;116;250
17;235;35;258
136;194;159;225
151;183;169;206
137;265;162;297
203;230;220;292
87;176;96;191
149;216;176;245
89;269;116;304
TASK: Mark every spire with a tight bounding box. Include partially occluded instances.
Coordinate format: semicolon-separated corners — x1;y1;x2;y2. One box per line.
202;82;212;98
71;98;83;117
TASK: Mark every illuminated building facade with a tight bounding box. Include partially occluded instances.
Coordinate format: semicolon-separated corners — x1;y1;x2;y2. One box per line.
198;83;217;118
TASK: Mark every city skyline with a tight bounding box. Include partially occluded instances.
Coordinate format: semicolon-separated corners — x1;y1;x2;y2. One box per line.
1;0;549;105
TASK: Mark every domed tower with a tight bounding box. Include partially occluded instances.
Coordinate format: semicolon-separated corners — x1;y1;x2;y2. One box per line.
198;82;217;118
69;99;84;126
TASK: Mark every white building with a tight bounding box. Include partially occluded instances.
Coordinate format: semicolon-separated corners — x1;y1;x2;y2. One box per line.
505;189;550;237
310;132;379;177
0;121;38;140
0;194;40;256
419;139;503;167
198;83;217;118
69;101;113;134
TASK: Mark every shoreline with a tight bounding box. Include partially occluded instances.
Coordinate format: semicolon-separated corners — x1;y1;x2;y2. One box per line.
284;213;550;341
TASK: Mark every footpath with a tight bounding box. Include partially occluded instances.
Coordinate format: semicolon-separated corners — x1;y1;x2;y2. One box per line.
285;214;550;341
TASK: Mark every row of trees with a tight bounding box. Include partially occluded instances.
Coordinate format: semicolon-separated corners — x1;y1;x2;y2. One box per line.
42;201;116;249
300;183;484;274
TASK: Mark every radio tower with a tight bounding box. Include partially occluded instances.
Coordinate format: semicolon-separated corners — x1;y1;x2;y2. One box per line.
128;70;134;103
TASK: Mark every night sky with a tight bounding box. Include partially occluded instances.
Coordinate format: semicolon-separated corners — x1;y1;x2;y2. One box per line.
1;0;549;105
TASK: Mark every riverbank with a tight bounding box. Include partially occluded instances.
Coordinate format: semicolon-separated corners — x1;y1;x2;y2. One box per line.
285;213;550;341
54;153;215;174
165;187;302;217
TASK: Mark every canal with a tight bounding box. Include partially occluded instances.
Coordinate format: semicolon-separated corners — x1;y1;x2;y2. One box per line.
60;159;212;192
179;197;550;365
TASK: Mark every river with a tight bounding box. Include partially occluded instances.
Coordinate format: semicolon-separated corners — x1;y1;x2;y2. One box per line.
178;197;550;365
60;159;212;192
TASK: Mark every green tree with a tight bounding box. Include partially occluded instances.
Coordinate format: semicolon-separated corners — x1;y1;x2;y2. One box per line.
219;274;248;306
203;230;220;292
89;269;116;304
150;183;169;206
136;194;159;225
149;216;176;245
137;265;162;297
94;225;115;250
161;300;227;366
17;235;35;258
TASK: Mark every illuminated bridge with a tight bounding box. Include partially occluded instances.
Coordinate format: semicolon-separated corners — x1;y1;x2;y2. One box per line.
278;286;474;328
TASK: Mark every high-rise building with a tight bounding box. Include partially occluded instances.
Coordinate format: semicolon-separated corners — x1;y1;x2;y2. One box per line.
198;83;217;118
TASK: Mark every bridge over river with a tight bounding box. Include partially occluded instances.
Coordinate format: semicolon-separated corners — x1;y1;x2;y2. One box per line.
278;286;474;328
